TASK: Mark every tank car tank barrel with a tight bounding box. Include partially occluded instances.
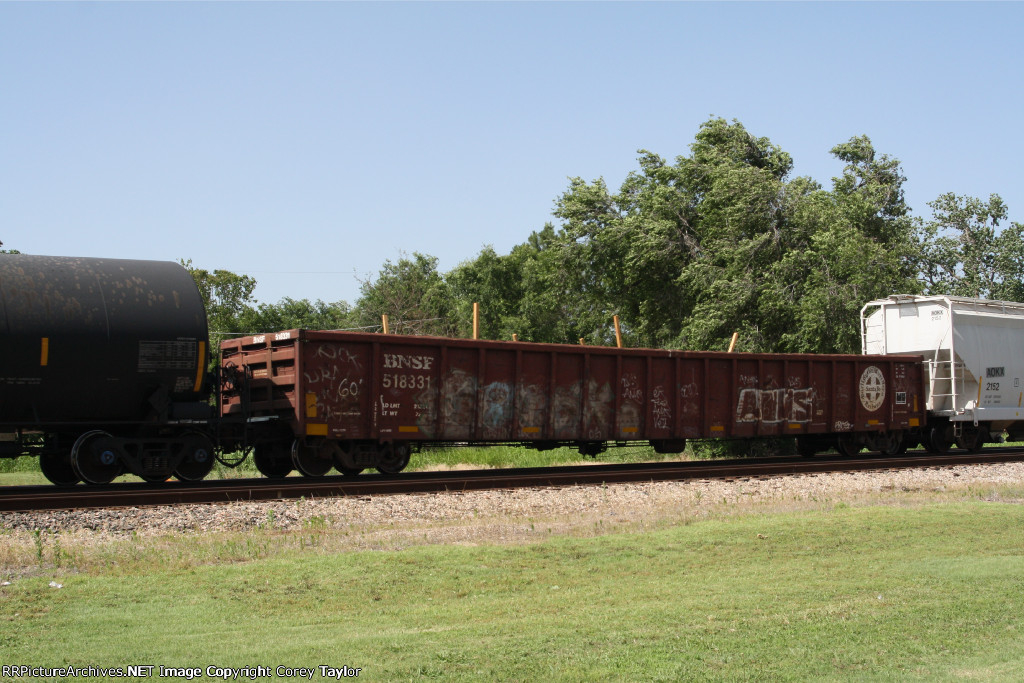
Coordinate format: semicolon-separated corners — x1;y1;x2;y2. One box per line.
0;254;210;426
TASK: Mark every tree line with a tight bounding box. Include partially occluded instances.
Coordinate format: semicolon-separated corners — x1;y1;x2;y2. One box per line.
188;116;1022;354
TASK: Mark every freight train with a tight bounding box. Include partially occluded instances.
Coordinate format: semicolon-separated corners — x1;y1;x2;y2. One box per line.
1;254;1018;486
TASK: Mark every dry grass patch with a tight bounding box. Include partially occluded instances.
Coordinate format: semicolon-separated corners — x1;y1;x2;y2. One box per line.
3;466;1024;578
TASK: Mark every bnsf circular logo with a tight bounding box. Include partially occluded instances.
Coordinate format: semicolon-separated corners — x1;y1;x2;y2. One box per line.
859;366;886;412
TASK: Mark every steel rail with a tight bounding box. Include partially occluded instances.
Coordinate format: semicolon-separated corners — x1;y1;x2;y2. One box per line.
2;450;1023;513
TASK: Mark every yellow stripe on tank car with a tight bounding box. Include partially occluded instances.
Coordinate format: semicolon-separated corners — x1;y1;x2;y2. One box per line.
40;337;49;366
193;341;206;392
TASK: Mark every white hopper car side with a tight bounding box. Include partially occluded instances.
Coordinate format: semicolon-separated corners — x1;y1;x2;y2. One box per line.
862;294;1024;451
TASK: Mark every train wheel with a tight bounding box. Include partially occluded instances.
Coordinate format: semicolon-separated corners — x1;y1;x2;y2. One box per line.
836;434;861;458
291;439;333;477
174;433;216;481
71;431;123;485
376;442;411;474
795;437;819;458
877;431;904;456
928;424;953;454
651;439;687;455
329;442;363;476
253;442;293;478
955;427;987;453
40;451;80;486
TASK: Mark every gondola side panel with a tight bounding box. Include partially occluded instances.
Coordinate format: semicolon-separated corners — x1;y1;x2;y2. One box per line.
584;354;615;441
678;357;705;439
647;356;675;440
516;350;551;442
377;341;441;441
552;351;583;440
301;336;373;440
480;348;515;440
618;355;646;440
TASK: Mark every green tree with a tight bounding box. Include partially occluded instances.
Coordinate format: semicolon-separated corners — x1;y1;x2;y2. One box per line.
761;137;921;353
353;253;454;336
442;224;610;344
240;297;354;334
445;245;526;340
916;193;1024;301
543;118;818;350
538;118;920;353
180;260;258;344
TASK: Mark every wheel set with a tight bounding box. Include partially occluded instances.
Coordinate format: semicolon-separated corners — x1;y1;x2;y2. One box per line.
71;431;123;485
36;431;218;486
251;439;410;479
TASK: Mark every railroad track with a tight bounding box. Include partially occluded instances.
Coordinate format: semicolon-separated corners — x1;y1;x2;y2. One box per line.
2;450;1023;513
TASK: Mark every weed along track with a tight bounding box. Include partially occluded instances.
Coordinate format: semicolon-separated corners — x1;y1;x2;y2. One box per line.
2;449;1024;513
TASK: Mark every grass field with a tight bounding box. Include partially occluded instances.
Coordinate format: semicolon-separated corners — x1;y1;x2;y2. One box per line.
3;445;1023;680
3;500;1024;681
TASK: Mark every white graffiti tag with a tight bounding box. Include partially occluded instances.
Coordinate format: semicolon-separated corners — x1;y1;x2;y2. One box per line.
621;374;644;403
651;386;671;430
736;387;815;424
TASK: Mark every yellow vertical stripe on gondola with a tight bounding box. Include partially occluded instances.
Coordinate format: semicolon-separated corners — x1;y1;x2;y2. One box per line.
194;341;206;392
40;337;49;366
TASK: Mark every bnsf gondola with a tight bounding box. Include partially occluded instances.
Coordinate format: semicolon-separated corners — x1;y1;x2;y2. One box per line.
218;331;926;476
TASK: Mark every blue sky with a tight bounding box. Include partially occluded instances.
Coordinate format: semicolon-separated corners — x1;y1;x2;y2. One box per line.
2;2;1021;306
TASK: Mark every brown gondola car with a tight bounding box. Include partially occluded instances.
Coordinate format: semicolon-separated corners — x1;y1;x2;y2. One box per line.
219;329;927;477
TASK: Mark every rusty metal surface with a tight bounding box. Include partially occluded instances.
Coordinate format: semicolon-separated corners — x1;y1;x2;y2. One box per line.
0;254;209;426
2;450;1023;513
220;330;926;445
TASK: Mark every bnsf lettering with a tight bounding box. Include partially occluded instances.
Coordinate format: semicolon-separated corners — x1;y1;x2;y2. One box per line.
383;353;434;370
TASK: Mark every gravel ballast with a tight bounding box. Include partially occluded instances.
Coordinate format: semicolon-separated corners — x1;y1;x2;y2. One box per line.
2;462;1022;548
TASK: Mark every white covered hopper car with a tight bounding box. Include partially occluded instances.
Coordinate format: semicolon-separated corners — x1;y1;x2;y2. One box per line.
862;295;1024;451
